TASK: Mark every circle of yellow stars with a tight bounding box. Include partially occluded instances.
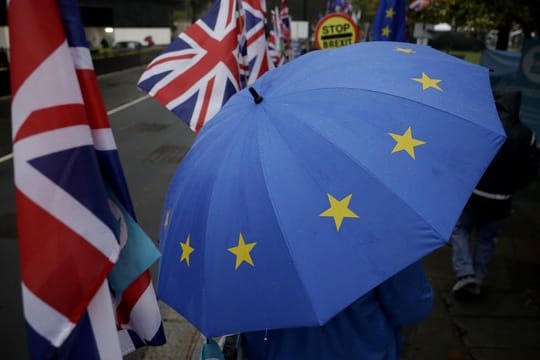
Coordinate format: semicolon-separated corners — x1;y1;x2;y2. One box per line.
176;45;445;271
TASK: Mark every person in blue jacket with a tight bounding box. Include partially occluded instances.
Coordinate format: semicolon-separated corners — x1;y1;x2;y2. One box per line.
241;261;433;359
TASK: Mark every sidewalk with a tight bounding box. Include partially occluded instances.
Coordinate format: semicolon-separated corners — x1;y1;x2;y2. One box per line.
130;178;540;360
403;177;540;360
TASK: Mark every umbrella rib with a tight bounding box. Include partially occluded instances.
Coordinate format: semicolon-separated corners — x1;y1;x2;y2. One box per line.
200;109;250;333
255;105;322;323
271;86;496;132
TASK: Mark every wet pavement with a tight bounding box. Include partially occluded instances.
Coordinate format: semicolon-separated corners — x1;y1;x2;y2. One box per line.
403;177;540;360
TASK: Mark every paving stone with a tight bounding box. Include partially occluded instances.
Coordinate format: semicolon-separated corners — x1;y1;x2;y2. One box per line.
478;259;513;291
140;318;201;360
529;289;540;308
124;302;203;360
470;348;540;360
452;317;540;348
506;260;540;289
402;298;467;360
444;290;540;318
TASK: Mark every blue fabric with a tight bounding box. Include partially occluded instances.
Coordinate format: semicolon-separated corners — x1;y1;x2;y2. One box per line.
243;261;433;360
200;339;225;360
157;42;505;337
450;207;500;285
107;190;161;296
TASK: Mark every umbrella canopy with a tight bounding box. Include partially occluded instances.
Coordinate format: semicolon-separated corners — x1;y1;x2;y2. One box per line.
157;41;506;337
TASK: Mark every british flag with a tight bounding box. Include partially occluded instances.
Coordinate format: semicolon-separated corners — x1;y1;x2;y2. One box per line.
10;0;164;357
326;0;354;14
268;8;285;67
241;0;274;85
138;0;242;132
267;29;284;68
279;0;292;62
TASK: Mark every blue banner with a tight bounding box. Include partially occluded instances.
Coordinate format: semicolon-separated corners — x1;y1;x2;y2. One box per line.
480;48;521;90
516;39;540;141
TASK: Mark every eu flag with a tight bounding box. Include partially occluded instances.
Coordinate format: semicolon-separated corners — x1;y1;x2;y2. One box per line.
370;0;407;41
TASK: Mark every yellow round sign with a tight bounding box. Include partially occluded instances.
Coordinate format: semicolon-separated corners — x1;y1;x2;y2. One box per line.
314;13;359;50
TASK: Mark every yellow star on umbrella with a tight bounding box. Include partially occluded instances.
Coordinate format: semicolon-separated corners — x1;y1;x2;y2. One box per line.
228;233;256;270
411;72;443;91
319;193;359;231
180;234;195;266
381;26;391;37
385;8;395;18
395;47;415;54
389;127;426;159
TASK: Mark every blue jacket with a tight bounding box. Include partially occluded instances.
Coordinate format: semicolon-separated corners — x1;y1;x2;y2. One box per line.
242;261;433;360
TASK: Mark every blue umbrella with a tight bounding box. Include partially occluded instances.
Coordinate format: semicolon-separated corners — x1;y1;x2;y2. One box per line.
157;41;506;337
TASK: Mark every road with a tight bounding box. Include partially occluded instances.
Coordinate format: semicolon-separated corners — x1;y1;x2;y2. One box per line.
0;66;201;359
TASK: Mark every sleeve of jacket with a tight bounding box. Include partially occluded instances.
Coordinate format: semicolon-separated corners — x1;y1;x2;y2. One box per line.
375;261;434;327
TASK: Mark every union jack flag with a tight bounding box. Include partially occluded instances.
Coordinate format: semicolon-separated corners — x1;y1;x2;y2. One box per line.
138;0;242;132
9;0;164;357
326;0;353;14
241;0;274;85
267;29;284;67
269;8;285;67
279;0;292;63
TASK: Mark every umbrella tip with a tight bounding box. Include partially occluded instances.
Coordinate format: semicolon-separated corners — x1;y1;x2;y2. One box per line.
249;87;263;104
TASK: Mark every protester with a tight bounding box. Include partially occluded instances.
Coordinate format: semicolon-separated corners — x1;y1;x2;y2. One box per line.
100;37;110;48
144;35;155;46
451;89;538;300
241;261;433;359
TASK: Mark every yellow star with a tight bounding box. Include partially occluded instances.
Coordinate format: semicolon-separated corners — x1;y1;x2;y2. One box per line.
163;209;170;228
395;47;415;54
180;234;195;266
411;72;443;91
319;194;359;231
389;127;426;159
381;26;391;37
385;8;395;18
228;233;256;270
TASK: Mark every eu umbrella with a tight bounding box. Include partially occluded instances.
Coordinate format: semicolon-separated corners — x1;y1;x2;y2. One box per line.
157;42;506;337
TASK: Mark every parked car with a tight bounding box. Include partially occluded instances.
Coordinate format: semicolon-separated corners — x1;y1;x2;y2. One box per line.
113;41;143;51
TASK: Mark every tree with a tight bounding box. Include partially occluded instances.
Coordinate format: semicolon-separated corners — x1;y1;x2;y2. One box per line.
352;0;379;22
409;0;539;50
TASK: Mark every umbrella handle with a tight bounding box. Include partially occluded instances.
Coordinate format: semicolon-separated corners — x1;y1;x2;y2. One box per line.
248;87;263;104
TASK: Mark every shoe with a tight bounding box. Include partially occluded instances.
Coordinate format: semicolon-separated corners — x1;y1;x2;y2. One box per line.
452;275;479;301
